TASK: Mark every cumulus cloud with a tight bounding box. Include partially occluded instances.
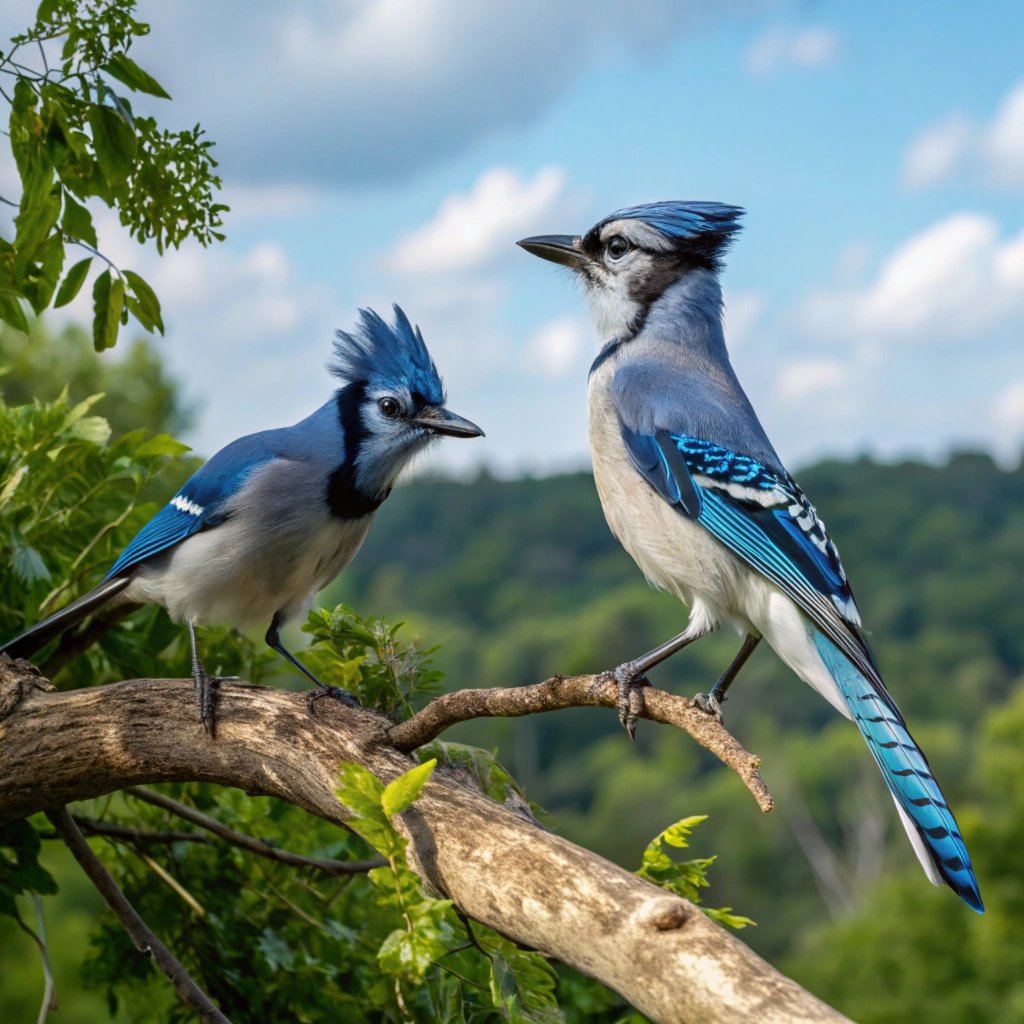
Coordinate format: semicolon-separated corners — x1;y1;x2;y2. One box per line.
777;358;848;401
744;26;839;78
526;317;588;379
389;167;569;275
723;290;764;348
902;79;1024;190
800;213;1024;343
129;0;749;188
994;380;1024;437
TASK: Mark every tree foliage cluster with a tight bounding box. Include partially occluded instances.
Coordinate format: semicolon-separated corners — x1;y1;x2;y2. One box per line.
1;0;225;350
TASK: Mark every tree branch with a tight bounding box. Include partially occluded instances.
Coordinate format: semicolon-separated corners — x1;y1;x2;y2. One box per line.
388;673;774;813
44;807;229;1024
125;786;383;875
0;659;844;1024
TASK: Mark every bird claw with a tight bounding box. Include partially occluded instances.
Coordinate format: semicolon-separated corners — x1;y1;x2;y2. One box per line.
193;668;232;738
307;685;361;717
609;664;650;741
693;690;724;719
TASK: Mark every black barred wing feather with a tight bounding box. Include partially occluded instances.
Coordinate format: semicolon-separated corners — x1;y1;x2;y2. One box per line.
621;425;883;694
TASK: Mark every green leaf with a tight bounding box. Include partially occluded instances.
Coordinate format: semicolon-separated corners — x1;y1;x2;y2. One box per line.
14;185;61;269
92;270;124;350
489;953;565;1023
54;257;92;308
88;105;137;189
133;433;192;458
382;758;436;817
376;896;454;980
11;538;51;584
123;269;164;333
68;415;113;445
0;293;30;333
0;466;29;510
101;54;172;100
62;192;98;246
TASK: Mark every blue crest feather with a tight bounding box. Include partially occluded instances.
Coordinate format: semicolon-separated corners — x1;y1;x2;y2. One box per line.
594;201;744;269
330;305;444;404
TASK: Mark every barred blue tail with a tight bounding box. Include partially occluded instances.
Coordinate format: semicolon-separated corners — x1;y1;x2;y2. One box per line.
813;631;983;913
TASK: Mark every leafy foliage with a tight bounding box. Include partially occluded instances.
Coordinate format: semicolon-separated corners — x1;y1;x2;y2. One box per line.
302;604;444;718
1;0;226;348
336;759;565;1021
635;816;753;929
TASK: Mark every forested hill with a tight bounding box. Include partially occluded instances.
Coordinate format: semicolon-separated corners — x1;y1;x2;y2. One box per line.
335;451;1024;710
325;451;1024;1016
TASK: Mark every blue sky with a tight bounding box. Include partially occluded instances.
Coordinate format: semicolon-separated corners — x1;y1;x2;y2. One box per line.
5;0;1024;475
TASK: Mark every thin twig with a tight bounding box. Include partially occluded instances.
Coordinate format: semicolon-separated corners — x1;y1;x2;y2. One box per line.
388;673;775;813
126;786;384;874
60;816;213;846
45;807;230;1024
13;896;59;1024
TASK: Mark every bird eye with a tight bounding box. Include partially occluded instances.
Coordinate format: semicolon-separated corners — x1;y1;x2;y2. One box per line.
378;397;401;418
606;236;631;260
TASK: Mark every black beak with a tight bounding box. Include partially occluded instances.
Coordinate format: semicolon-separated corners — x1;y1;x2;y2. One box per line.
516;234;589;269
411;407;485;439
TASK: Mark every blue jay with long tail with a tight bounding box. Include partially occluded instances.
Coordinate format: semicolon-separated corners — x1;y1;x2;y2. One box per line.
1;306;482;733
518;202;983;912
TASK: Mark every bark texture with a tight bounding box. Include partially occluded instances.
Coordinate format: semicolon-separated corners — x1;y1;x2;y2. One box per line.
0;659;848;1024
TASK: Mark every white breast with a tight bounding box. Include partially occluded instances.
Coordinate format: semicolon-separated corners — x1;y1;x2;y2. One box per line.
587;361;756;636
124;459;373;629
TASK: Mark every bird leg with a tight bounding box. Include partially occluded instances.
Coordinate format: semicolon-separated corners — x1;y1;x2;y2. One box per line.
188;620;238;738
693;634;761;719
264;614;360;717
607;625;710;740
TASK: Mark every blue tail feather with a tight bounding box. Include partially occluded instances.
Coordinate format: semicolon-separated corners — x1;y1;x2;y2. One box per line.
812;631;983;913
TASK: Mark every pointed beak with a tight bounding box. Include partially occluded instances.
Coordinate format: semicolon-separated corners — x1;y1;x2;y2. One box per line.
411;406;485;439
517;234;589;269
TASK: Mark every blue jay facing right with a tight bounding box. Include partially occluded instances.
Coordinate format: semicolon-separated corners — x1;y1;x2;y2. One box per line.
1;306;482;734
519;202;983;912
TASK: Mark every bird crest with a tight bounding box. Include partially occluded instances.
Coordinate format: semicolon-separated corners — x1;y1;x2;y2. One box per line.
587;201;744;270
330;305;444;404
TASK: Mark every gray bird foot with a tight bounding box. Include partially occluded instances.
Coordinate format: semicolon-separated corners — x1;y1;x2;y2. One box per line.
607;664;650;741
193;670;238;738
692;690;724;719
306;683;361;717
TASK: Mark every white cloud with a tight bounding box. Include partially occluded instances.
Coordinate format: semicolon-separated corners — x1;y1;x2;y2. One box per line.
777;358;848;401
901;112;973;189
994;380;1024;436
744;26;839;78
526;317;588;379
723;290;764;348
389;167;570;275
125;0;752;188
903;79;1024;190
800;213;1024;343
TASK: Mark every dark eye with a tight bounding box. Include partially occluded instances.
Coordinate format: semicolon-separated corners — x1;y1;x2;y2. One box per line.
378;397;401;418
606;236;630;260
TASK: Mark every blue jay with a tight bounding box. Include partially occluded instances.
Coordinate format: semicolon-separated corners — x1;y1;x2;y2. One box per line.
518;203;983;912
2;306;482;733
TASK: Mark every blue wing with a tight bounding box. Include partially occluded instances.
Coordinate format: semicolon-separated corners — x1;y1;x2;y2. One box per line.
106;434;278;579
621;425;883;693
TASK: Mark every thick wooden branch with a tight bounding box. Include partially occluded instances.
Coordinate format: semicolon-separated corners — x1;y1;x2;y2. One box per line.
0;660;846;1024
389;673;774;812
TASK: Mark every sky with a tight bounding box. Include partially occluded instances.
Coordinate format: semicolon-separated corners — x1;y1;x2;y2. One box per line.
4;0;1024;476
